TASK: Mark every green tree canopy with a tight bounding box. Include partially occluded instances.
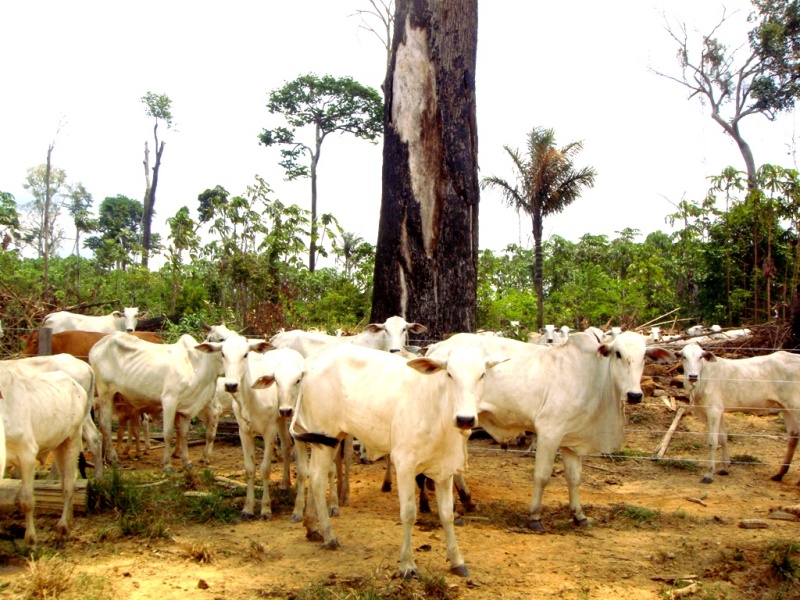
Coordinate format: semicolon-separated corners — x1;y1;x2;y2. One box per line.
258;73;382;272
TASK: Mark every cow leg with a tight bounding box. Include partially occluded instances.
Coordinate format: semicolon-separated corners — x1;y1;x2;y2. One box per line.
17;452;38;545
702;409;723;483
562;448;588;527
83;414;103;479
717;416;731;476
382;455;393;492
200;404;220;465
53;435;80;545
396;467;419;579
277;417;292;490
238;420;258;519
175;413;193;470
292;440;309;522
142;413;152;451
327;458;340;517
258;429;275;520
129;412;142;457
434;476;468;577
773;409;800;482
304;444;339;548
96;393;118;465
454;474;475;513
336;435;353;506
160;403;178;471
527;437;559;532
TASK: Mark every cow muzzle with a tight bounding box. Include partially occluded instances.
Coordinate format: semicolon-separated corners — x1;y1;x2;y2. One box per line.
225;382;239;393
626;391;643;404
126;328;134;332
456;415;476;430
688;374;698;382
279;408;293;418
389;348;400;353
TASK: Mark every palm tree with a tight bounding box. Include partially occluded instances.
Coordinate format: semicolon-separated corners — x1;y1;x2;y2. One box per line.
482;127;597;329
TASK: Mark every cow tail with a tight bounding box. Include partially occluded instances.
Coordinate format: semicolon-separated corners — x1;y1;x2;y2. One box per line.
292;431;340;449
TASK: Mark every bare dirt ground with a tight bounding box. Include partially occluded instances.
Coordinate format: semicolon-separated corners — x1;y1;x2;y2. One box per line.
1;401;799;600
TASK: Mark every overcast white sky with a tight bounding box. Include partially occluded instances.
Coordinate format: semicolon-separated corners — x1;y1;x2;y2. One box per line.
1;0;797;261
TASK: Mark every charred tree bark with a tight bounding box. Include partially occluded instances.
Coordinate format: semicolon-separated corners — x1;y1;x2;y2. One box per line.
371;0;479;341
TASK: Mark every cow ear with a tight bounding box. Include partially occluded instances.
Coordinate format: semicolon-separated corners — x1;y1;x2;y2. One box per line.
702;351;716;362
673;351;682;360
597;344;612;357
194;342;222;354
366;323;385;333
408;323;427;334
112;311;123;318
138;310;148;319
252;375;276;389
486;355;509;370
249;340;273;354
407;357;445;374
645;347;672;363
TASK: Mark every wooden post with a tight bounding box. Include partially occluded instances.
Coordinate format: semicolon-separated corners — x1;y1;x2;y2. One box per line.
654;406;686;458
37;327;53;356
0;479;88;515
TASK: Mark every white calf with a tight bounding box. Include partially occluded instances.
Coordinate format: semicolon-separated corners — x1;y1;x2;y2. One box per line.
678;343;800;483
0;371;89;544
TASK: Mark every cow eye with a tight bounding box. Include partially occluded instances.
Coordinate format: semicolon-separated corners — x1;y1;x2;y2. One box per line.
244;352;249;358
221;352;225;358
615;351;622;359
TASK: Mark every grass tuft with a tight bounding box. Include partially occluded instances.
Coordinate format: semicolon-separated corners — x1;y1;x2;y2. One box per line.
14;554;75;599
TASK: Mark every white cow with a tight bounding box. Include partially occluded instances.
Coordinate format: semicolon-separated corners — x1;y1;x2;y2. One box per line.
272;316;427;504
292;344;506;580
678;342;800;484
686;325;706;337
426;331;670;532
89;332;223;471
42;307;147;334
0;370;90;545
200;332;295;520
0;354;103;478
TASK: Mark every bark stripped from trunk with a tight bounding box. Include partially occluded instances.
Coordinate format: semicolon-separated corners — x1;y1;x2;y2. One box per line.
371;0;479;340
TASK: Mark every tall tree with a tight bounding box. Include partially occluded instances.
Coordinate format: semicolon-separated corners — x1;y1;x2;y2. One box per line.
166;206;200;313
370;0;479;339
85;195;144;271
258;73;382;272
65;182;96;300
353;0;395;90
20;162;68;261
0;191;20;251
655;4;800;186
141;91;173;268
482;127;596;329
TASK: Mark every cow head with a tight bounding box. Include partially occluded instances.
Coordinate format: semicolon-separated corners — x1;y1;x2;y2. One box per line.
597;331;669;405
251;350;305;419
202;322;236;343
542;324;556;343
407;345;508;431
113;307;146;332
196;333;272;394
366;316;428;353
676;342;714;387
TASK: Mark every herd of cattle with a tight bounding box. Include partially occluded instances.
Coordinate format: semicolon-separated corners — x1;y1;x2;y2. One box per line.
0;308;799;579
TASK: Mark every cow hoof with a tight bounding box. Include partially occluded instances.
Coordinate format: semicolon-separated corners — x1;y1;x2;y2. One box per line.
771;473;785;482
454;516;465;526
381;482;392;493
259;513;272;522
717;469;729;476
463;501;478;514
360;457;372;465
400;568;419;581
340;498;350;507
306;531;324;542
241;512;256;521
700;476;714;484
329;507;340;517
291;514;303;523
450;564;469;577
573;517;590;528
321;538;340;550
527;519;545;533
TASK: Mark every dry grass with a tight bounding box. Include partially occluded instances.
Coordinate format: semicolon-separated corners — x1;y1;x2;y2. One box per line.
13;554;75;599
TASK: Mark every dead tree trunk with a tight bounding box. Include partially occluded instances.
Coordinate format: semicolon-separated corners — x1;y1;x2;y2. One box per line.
371;0;479;341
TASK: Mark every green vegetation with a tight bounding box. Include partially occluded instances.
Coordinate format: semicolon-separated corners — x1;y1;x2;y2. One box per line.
287;571;455;600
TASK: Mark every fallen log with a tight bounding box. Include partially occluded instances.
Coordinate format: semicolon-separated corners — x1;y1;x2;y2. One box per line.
0;479;88;515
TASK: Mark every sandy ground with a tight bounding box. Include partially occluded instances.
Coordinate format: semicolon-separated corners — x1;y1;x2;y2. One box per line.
1;401;799;599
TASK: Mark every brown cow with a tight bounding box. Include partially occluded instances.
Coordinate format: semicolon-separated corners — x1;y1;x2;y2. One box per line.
21;329;164;457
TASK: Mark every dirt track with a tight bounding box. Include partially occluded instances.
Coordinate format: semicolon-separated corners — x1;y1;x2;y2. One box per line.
1;401;800;599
